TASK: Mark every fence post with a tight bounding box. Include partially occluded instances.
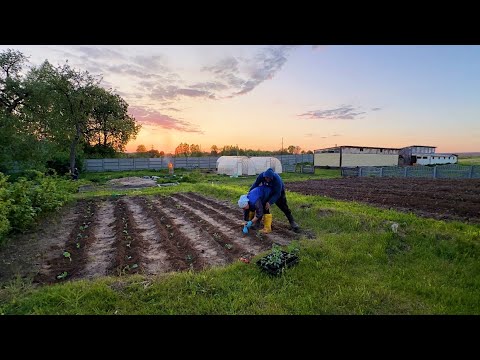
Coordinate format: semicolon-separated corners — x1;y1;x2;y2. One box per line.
470;166;474;179
359;167;363;177
380;167;383;177
404;167;408;177
433;166;437;179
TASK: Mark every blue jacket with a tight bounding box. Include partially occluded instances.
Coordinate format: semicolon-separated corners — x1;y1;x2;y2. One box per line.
247;186;271;219
249;168;284;206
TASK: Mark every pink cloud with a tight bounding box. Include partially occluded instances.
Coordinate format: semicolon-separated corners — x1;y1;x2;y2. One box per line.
128;106;203;133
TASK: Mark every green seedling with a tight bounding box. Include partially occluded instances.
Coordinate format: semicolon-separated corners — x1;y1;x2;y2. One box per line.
63;251;72;261
56;271;68;280
224;243;233;250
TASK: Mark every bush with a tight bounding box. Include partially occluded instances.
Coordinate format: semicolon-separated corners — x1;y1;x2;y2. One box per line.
8;178;36;232
0;173;11;245
0;171;77;244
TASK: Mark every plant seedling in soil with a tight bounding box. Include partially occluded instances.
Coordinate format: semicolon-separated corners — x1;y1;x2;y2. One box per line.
56;271;68;280
63;251;72;261
76;243;81;249
224;243;233;250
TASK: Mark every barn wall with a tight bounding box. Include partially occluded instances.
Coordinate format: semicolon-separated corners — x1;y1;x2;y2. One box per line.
342;154;399;167
314;153;340;167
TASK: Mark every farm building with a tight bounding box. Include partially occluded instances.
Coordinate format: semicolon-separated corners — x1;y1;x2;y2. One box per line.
216;156;256;176
314;146;400;168
399;145;458;165
249;156;283;174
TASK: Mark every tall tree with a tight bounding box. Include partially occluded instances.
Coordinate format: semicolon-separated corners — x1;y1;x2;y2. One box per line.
85;87;140;153
211;145;218;155
34;61;101;173
136;144;147;153
0;49;29;115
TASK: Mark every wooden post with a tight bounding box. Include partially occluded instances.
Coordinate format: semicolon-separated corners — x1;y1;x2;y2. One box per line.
339;146;343;168
433;166;437;179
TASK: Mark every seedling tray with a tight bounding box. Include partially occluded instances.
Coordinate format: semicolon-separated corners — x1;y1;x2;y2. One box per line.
256;250;299;276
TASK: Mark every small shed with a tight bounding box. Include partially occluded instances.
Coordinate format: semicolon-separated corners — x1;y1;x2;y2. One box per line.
216;156;256;176
249;157;283;174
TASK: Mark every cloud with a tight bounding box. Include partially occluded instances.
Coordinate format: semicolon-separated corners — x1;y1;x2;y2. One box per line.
163;107;181;112
128;106;203;133
132;55;168;72
190;82;228;91
76;46;125;60
27;45;298;107
149;84;215;101
177;88;215;98
371;107;381;111
202;46;296;98
202;57;239;76
298;105;367;120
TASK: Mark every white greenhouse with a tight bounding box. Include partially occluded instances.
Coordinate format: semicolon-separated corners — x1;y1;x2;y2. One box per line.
249;157;283;174
216;156;256;176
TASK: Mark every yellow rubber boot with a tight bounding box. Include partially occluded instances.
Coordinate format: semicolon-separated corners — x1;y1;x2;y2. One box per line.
260;214;272;234
248;211;255;221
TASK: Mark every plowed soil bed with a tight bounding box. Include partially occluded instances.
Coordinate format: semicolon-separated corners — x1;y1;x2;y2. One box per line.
0;192;299;285
287;177;480;223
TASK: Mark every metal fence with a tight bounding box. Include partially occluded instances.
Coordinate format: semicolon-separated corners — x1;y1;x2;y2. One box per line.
85;154;314;172
341;165;480;179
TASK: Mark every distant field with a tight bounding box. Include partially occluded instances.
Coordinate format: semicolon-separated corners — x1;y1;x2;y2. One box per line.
458;155;480;165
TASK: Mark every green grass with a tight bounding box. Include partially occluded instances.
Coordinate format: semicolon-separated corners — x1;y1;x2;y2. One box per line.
458;156;480;166
1;169;479;314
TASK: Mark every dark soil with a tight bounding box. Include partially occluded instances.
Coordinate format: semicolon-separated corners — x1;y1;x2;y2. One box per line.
0;192;300;286
286;177;480;223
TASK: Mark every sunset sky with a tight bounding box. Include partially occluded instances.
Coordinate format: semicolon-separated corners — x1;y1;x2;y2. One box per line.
2;45;479;153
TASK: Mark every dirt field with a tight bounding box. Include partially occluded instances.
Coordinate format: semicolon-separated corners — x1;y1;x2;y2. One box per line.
0;192;300;286
287;177;480;223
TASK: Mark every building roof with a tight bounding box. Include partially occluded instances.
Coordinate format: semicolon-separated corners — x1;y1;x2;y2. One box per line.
314;145;401;152
406;145;437;148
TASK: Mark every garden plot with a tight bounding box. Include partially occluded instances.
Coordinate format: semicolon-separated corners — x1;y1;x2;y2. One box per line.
0;193;300;285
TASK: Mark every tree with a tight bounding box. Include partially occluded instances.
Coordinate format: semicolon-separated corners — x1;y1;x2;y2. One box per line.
85;87;140;153
136;144;147;153
32;61;101;174
0;49;47;172
0;50;141;174
210;145;218;156
0;49;29;115
190;144;201;157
